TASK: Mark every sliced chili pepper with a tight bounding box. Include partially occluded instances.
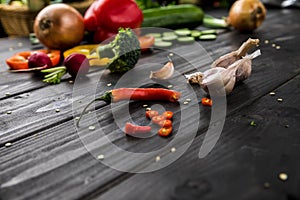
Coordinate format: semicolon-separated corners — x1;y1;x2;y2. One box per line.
77;88;181;127
124;122;152;134
201;97;213;107
158;126;173;137
146;110;159;119
151;115;166;124
157;119;172;128
6;50;60;70
163;111;173;120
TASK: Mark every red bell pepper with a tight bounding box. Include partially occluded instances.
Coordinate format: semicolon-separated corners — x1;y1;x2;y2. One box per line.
84;0;143;43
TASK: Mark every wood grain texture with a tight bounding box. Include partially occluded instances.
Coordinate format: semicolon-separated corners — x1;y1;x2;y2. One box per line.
0;8;300;200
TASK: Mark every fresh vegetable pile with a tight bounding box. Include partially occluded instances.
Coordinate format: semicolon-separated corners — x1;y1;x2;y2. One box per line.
4;0;267;139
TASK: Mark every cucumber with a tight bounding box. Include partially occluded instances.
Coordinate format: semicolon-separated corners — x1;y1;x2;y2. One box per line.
142;4;204;29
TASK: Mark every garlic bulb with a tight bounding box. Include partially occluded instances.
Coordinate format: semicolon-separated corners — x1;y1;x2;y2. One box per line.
211;38;259;68
186;49;261;95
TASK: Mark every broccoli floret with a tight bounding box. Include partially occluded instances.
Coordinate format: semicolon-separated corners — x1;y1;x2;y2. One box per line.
97;28;141;73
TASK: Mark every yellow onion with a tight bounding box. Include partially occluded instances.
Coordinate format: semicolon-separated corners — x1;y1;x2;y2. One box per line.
227;0;267;32
34;3;85;50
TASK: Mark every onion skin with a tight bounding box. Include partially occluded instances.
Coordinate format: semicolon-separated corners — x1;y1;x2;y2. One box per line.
34;3;85;50
227;0;267;32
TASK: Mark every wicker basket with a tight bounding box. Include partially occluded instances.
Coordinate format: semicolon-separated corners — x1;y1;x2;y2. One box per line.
0;0;93;37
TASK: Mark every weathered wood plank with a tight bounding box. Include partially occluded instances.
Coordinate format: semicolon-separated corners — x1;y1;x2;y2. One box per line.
0;8;300;200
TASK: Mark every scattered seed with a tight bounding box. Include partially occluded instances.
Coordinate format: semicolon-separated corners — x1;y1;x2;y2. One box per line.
186;98;191;102
55;109;60;113
107;83;112;87
167;85;173;88
284;124;290;128
278;172;288;181
145;107;151;111
97;154;104;160
9;47;13;51
171;147;176;152
155;156;161;162
69;80;74;84
276;46;281;50
269;92;276;96
264;40;269;44
169;53;174;57
277;98;283;102
5;92;11;96
250;121;256;126
5;142;12;147
183;101;189;105
17;42;23;47
263;182;270;189
75;116;80;120
6;111;12;114
88;126;96;131
142;104;148;108
272;43;276;47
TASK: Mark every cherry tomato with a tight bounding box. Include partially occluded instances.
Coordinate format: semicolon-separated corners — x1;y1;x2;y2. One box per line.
158;126;173;137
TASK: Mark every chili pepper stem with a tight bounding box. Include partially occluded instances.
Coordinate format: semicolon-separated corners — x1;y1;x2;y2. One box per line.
76;91;113;127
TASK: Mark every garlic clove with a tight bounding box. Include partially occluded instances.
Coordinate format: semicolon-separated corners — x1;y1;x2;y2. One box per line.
150;61;174;80
211;38;259;68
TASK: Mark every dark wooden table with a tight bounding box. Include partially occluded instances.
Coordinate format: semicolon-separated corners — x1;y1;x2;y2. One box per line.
1;8;300;200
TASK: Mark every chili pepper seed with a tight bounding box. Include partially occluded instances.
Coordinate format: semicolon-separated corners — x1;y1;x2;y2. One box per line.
142;104;148;108
145;107;151;111
171;147;176;152
55;109;60;113
264;40;269;44
5;142;12;147
69;80;74;84
5;92;11;96
185;98;191;102
107;83;112;87
269;92;276;96
167;85;173;88
183;101;189;105
74;117;80;120
285;124;290;128
277;98;283;102
155;156;161;162
278;173;288;181
276;46;281;50
7;111;12;114
97;154;105;160
88;126;96;131
272;44;276;47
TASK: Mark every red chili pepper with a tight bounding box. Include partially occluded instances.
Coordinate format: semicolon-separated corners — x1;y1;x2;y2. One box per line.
6;49;60;70
201;97;213;107
151;115;166;124
157;119;172;128
124;122;152;134
158;126;173;137
163;111;173;120
77;88;181;126
84;0;143;43
146;110;159;119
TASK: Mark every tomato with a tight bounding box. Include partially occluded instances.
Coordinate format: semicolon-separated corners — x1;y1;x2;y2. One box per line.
138;35;155;52
158;126;173;137
6;49;60;70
